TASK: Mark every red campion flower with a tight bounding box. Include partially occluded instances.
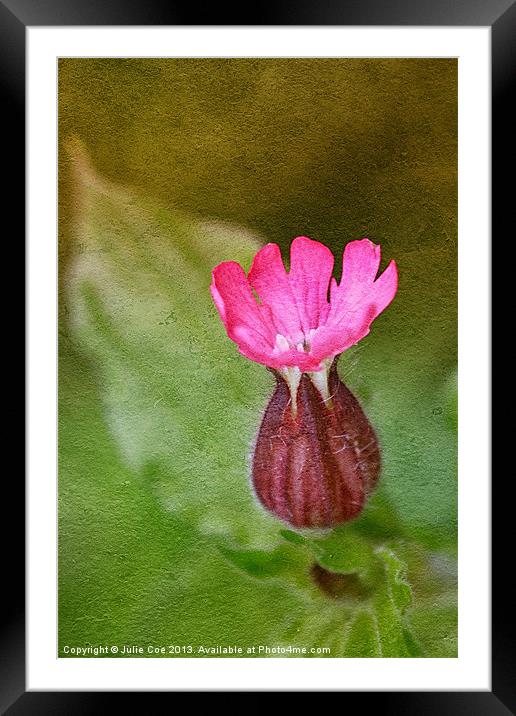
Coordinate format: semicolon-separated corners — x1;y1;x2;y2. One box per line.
211;237;398;529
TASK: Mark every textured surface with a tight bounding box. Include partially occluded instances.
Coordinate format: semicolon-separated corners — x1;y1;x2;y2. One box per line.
59;59;457;657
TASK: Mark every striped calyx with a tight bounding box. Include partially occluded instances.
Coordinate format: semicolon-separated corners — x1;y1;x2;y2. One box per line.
252;360;380;529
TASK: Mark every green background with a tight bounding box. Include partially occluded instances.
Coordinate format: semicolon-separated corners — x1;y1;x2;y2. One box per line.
59;59;457;658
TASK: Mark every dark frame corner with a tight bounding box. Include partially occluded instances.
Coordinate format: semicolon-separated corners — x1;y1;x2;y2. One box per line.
8;0;511;711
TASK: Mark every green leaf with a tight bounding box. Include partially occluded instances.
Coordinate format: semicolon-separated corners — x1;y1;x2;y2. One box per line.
279;529;309;546
66;143;279;548
372;548;422;657
344;611;381;657
375;547;412;612
217;544;304;579
311;527;377;578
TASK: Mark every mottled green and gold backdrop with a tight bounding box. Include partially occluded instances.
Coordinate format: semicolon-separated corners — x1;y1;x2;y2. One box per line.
59;59;457;658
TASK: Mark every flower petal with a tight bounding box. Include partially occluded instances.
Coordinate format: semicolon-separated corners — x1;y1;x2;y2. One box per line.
327;238;381;324
368;258;398;317
289;236;334;332
211;261;322;371
310;239;398;360
248;243;303;340
211;261;276;363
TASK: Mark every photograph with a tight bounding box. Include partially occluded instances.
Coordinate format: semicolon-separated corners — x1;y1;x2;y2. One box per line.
58;57;458;659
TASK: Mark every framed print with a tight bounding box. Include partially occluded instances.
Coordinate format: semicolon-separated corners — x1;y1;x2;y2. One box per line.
6;0;510;709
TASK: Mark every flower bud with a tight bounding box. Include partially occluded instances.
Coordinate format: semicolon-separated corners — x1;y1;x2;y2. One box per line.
252;361;380;529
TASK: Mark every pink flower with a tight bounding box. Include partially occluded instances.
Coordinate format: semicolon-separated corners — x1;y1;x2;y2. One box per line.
210;236;398;529
211;237;397;382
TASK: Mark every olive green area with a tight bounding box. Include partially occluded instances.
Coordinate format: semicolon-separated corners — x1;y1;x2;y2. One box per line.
59;59;457;658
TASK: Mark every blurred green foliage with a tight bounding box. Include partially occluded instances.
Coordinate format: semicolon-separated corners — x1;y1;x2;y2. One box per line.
59;60;457;658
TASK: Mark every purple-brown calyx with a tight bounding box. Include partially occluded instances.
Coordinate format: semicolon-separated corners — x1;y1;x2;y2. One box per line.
210;236;397;529
252;361;380;529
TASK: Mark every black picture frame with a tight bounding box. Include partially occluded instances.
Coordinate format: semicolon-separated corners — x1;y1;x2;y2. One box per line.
6;0;509;710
